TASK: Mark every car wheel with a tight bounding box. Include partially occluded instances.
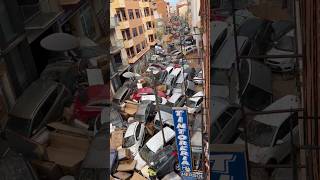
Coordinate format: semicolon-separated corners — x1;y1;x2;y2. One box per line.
174;161;180;173
265;158;277;176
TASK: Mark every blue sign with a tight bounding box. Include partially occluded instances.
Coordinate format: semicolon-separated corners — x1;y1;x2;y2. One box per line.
210;145;249;180
172;107;193;178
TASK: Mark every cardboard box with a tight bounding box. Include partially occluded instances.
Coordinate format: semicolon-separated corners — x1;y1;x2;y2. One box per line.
156;85;167;92
110;130;124;149
31;160;63;180
117;148;131;161
113;172;132;180
46;132;90;175
117;160;137;172
124;101;138;116
131;172;148;180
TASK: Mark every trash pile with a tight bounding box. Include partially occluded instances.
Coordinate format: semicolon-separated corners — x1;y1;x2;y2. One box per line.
110;44;205;180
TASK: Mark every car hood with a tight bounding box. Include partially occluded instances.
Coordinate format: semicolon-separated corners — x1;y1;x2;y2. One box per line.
234;137;270;164
267;48;294;63
134;153;147;170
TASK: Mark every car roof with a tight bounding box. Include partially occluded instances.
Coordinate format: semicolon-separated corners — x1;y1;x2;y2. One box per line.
247;59;272;93
254;95;299;127
10;79;59;119
136;102;150;115
168;93;182;103
190;91;204;102
146;127;175;153
238;18;270;39
113;85;129;99
211;21;228;46
124;121;138;138
213;36;248;69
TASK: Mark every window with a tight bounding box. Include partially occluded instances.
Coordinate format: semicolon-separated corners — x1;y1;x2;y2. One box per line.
146;22;152;30
151;9;154;15
136;44;141;54
122;29;131;40
135;124;141;140
139;26;143;34
211;123;220;142
226;107;238;115
144;7;150;16
126;47;135;58
80;6;96;39
128;9;134;20
275;115;298;142
132;28;138;37
32;89;57;135
135;9;140;18
217;112;232;129
116;8;127;21
142;42;145;49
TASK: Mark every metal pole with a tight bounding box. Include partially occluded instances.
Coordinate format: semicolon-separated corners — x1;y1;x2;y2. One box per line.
151;69;166;144
231;0;251;179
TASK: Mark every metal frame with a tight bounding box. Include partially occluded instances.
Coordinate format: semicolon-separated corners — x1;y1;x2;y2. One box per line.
224;0;312;179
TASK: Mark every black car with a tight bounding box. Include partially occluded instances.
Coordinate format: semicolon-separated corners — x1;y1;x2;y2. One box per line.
79;132;110;180
149;145;178;179
0;138;39;180
237;18;273;55
134;101;155;123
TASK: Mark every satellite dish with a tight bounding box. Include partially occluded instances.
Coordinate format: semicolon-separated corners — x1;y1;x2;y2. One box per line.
40;33;80;52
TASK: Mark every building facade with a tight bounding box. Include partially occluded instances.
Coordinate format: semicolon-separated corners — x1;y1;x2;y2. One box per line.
110;0;157;73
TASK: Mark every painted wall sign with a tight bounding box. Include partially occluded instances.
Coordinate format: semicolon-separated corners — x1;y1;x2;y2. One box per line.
172;107;193;178
210;144;249;180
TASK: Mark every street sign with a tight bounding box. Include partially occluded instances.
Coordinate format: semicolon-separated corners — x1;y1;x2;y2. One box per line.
172;107;193;179
210;144;249;180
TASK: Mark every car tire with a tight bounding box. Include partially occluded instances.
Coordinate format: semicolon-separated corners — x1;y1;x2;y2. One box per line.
265;158;277;176
174;161;180;173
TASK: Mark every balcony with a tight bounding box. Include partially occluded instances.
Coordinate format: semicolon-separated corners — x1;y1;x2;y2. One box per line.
124;39;134;48
139;1;150;8
111;0;125;8
110;40;124;54
146;28;155;34
143;16;153;22
118;20;130;29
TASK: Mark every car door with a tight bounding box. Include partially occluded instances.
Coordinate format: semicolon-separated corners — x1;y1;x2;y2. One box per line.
216;111;234;143
211;122;222;144
272;117;298;162
135;123;144;147
195;98;203;112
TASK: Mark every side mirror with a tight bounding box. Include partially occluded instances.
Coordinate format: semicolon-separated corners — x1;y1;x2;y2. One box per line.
276;139;284;145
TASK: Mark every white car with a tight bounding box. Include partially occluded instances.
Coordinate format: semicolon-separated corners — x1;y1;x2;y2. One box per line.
146;66;160;74
134;127;175;170
185;45;197;55
234;95;299;166
123;122;145;156
140;94;167;105
265;30;295;72
185;91;204;114
193;70;203;84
